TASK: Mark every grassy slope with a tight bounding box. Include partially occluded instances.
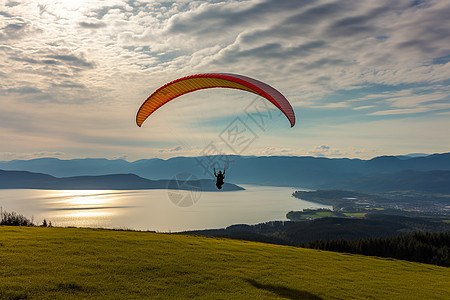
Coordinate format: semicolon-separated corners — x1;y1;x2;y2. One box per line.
0;226;448;299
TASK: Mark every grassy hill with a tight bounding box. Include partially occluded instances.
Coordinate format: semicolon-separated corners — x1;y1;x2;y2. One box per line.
0;226;449;299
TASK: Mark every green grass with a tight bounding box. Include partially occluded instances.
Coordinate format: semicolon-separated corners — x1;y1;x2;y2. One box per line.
292;211;335;219
315;211;334;217
343;212;367;217
0;226;449;299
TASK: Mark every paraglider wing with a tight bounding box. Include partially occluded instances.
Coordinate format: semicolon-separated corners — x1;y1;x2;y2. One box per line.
136;73;295;127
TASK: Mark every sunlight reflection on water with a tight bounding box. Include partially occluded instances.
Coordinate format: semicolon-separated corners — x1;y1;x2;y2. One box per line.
0;186;330;232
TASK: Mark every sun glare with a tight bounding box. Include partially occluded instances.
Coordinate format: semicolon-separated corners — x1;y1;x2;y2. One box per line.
48;190;116;209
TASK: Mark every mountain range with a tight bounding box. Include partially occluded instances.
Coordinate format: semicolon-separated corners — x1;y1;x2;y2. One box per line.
1;153;449;192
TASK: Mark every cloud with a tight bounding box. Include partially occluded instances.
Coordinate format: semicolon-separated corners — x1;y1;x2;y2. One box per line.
4;86;42;94
347;87;450;116
248;147;298;156
213;40;327;65
307;145;347;158
368;108;431;116
78;20;107;29
9;52;94;69
46;54;94;68
0;151;65;161
0;0;449;161
158;146;183;153
0;16;32;41
51;82;86;89
166;0;314;36
5;1;21;8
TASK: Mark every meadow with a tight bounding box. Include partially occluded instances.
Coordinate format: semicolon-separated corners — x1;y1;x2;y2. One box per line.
0;226;449;299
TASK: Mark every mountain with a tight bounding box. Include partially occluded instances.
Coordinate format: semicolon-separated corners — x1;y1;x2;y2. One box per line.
0;169;244;191
0;158;131;177
396;153;430;160
1;153;449;191
363;153;450;173
324;170;450;194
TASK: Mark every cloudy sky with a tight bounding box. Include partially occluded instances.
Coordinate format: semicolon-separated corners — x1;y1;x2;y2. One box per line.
1;0;449;161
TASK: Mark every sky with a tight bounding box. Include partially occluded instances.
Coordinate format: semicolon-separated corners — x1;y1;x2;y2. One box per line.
0;0;449;161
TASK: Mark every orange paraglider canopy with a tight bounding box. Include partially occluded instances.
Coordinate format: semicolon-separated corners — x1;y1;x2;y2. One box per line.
136;73;295;127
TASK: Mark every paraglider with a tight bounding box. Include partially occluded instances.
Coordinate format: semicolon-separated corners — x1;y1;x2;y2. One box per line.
136;73;296;189
136;73;296;127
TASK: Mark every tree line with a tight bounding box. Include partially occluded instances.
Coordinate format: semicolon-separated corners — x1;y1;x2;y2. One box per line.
304;232;450;267
0;208;51;227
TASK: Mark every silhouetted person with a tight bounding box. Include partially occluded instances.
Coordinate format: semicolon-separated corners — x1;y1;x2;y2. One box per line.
214;168;225;190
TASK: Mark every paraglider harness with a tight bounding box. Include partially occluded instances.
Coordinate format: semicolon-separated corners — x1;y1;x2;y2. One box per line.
214;168;225;190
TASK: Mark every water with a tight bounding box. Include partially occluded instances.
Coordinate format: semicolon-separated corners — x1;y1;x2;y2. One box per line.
0;185;330;232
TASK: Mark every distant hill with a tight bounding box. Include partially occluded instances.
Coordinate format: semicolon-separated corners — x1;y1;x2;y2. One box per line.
1;153;450;191
0;158;132;177
324;170;450;193
0;169;244;191
396;153;430;160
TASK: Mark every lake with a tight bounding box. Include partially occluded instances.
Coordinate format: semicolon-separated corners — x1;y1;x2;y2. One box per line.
0;185;330;232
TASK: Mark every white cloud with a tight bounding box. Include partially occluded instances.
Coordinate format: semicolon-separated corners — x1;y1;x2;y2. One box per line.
0;151;66;161
369;107;432;116
306;144;348;158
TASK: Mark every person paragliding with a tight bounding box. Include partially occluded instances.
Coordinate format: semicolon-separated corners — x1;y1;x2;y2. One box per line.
214;168;226;190
136;73;296;192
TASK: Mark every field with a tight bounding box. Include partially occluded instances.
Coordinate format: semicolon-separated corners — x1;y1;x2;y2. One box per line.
0;226;449;299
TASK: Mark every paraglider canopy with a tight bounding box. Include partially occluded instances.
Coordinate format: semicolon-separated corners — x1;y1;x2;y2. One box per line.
136;73;295;127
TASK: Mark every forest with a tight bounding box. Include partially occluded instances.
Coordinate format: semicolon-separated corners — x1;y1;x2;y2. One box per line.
305;232;450;267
